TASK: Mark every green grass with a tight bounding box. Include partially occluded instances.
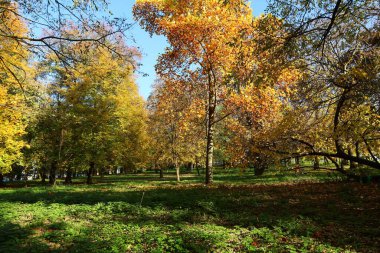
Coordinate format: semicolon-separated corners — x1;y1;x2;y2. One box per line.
0;169;379;252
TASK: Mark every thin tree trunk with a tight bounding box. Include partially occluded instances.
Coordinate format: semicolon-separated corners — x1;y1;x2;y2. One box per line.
65;167;72;184
159;166;164;179
100;167;105;178
206;78;216;185
49;161;57;185
196;164;200;176
0;173;4;186
87;162;95;184
355;142;360;158
175;160;180;182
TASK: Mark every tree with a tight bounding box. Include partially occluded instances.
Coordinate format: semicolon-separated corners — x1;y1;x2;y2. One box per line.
134;0;254;184
0;2;30;182
31;27;146;184
1;1;130;68
265;0;380;171
147;78;205;181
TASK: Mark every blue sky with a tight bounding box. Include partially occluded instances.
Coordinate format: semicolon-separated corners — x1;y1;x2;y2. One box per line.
108;1;268;99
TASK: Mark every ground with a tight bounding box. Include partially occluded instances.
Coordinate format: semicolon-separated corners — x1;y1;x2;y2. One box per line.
0;169;379;252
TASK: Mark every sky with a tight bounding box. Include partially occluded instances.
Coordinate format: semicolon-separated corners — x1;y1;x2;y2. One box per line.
107;0;268;99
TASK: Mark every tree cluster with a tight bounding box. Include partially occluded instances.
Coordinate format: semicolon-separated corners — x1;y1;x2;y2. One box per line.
0;1;147;184
135;0;379;183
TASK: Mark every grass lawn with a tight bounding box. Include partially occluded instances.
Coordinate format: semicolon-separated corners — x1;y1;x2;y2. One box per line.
0;170;379;252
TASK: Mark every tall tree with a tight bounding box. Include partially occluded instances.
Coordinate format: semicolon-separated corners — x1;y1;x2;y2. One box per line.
266;0;380;170
134;0;254;184
147;78;205;181
0;2;30;181
31;27;146;184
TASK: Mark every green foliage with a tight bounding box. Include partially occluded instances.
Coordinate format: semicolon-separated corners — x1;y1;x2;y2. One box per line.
28;30;148;177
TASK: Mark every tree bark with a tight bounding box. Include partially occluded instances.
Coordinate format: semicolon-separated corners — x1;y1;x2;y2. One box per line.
0;173;4;186
87;162;95;184
49;161;57;185
206;77;216;184
159;166;164;179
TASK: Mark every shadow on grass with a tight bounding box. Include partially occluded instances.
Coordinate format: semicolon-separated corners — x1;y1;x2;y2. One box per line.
0;180;379;252
0;221;56;253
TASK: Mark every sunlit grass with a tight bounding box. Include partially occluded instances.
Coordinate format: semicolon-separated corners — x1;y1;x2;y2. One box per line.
0;170;378;252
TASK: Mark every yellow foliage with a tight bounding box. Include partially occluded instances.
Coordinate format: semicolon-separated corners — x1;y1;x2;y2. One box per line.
0;2;29;173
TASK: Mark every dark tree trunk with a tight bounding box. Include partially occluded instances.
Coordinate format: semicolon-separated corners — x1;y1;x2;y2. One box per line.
59;168;64;179
41;167;47;183
254;156;268;176
49;161;57;185
87;162;95;184
355;142;360;158
0;173;4;186
65;167;72;184
254;166;266;176
295;156;300;165
159;167;164;179
100;167;104;178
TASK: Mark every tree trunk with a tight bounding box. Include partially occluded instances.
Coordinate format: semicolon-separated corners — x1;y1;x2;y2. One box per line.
100;167;105;178
206;121;215;184
49;161;57;185
175;162;180;182
314;156;320;170
348;148;357;170
40;166;47;183
159;167;164;179
295;156;300;165
87;162;95;184
355;142;360;158
65;167;72;184
0;173;4;186
205;71;216;185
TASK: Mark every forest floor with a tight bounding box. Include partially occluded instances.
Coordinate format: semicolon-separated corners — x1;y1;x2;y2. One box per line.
0;169;379;252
